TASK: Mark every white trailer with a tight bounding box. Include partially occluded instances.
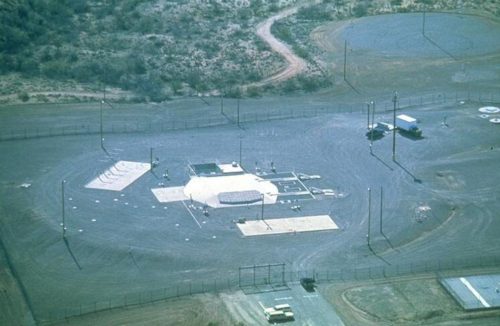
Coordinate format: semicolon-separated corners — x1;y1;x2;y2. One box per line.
396;114;422;137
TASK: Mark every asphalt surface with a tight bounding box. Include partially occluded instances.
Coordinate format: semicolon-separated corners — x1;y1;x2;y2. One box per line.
0;12;500;324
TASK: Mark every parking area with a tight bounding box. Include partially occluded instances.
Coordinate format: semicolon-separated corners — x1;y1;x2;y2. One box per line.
244;283;344;325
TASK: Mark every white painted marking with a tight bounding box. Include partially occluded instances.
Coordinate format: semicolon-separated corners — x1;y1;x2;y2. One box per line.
460;277;491;308
303;294;319;298
274;296;293;301
182;201;202;229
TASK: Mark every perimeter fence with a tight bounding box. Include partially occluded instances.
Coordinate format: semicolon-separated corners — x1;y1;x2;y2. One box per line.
40;251;500;323
2;91;499;142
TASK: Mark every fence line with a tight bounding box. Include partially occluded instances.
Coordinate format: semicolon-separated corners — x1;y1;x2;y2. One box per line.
1;91;498;142
39;252;500;323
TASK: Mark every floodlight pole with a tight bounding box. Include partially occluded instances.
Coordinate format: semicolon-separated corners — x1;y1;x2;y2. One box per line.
343;40;347;81
239;136;242;166
150;147;153;171
100;100;104;150
62;180;66;239
392;91;398;161
370;101;375;152
220;94;224;114
367;187;371;246
237;98;240;127
261;194;265;220
379;186;384;234
366;102;370;129
422;10;426;36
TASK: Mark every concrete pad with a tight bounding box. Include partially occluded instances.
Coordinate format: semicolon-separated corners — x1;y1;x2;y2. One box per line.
183;173;278;208
237;215;338;236
441;274;500;310
85;161;150;191
151;186;188;203
218;163;244;174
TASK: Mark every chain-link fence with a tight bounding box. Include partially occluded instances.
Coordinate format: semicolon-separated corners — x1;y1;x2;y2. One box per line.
1;91;498;142
39;251;500;323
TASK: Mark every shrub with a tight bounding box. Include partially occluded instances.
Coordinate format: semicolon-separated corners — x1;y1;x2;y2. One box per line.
18;92;30;102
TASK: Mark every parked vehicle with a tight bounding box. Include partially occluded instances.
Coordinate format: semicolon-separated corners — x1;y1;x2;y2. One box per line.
396;114;422;137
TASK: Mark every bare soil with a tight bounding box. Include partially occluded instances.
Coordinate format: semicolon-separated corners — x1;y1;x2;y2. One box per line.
320;270;500;325
47;293;239;326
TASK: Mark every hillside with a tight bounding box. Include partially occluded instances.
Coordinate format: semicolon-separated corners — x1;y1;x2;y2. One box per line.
0;0;498;104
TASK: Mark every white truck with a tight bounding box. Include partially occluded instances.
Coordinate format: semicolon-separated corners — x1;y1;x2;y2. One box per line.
263;303;294;322
396;114;422;137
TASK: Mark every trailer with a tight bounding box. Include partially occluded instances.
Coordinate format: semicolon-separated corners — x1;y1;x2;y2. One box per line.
396;114;422;137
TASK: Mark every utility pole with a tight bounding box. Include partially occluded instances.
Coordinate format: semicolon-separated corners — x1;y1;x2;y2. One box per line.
379;186;384;234
150;147;153;171
370;101;375;152
239;136;242;167
392;91;398;161
220;94;224;114
343;40;347;81
261;194;265;220
237;98;240;128
422;10;426;36
367;187;371;246
100;100;104;150
62;180;66;239
366;102;371;130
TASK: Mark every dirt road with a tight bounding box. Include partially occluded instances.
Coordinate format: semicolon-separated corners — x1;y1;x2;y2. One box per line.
253;6;308;86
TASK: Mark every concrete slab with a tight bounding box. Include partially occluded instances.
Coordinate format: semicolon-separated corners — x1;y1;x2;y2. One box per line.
441;274;500;310
85;161;150;191
151;186;188;203
183;173;278;208
252;284;344;325
237;215;338;236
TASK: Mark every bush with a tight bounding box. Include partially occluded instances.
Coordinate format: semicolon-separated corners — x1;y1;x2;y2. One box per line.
18;92;30;102
297;6;331;21
353;4;368;17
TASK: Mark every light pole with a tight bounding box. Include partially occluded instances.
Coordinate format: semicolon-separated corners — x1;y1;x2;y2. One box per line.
366;102;371;130
370;101;375;152
343;40;347;81
100;100;104;150
379;186;384;235
237;97;240;128
422;10;426;36
62;180;66;239
367;187;371;247
239;136;242;167
392;91;398;161
220;93;224;114
261;194;265;220
150;147;154;171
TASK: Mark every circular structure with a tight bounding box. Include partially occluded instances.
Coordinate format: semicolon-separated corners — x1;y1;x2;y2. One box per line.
335;13;500;58
489;118;500;124
183;174;278;208
479;106;500;114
